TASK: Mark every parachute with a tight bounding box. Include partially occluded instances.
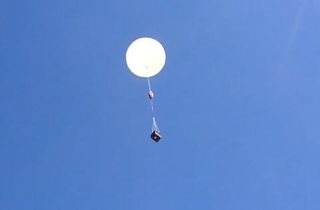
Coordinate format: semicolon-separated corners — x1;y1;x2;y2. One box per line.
126;37;166;142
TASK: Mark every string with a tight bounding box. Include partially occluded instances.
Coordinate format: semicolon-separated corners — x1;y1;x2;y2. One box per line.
147;77;160;132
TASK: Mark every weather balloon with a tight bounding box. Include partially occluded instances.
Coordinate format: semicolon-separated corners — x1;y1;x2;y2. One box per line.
126;37;166;78
125;37;166;142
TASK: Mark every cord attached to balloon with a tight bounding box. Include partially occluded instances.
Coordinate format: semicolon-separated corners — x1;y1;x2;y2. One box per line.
147;77;162;142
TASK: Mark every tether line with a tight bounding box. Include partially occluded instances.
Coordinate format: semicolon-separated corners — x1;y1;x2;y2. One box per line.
147;77;160;132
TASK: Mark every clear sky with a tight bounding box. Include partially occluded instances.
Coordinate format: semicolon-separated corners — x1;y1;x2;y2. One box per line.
1;0;320;209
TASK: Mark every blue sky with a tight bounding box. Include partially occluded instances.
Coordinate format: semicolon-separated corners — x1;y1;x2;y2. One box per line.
1;0;320;209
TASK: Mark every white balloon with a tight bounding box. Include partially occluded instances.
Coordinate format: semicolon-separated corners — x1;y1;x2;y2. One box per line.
126;37;166;77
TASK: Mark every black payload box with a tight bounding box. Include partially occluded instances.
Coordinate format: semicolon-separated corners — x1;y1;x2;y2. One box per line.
151;131;162;142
